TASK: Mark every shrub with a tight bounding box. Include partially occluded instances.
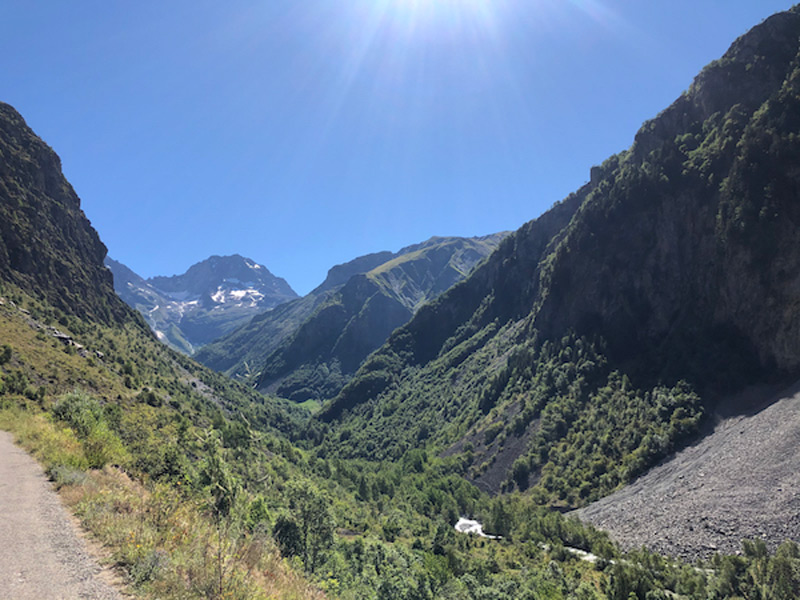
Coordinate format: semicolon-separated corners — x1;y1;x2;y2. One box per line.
48;464;88;489
52;390;128;468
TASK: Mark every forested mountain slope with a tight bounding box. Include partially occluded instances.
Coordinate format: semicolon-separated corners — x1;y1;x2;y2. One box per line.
0;99;667;600
196;234;507;403
319;8;800;508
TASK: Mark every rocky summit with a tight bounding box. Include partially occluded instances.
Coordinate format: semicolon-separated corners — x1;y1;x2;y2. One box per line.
106;254;297;353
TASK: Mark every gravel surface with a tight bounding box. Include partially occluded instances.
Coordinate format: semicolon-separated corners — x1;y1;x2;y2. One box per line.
0;431;124;599
576;381;800;562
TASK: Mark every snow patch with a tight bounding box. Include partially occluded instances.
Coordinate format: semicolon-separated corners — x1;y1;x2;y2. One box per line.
211;287;264;304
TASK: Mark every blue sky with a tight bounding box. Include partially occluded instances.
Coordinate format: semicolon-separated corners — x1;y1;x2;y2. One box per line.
0;1;793;295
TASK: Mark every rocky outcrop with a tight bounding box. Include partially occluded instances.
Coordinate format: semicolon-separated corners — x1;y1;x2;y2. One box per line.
533;8;800;381
0;103;134;326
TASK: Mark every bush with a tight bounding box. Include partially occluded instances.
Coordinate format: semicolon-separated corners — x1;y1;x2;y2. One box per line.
48;464;88;489
52;390;128;468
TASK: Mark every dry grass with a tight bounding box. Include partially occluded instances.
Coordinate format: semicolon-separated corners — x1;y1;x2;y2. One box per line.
0;407;327;600
0;405;88;469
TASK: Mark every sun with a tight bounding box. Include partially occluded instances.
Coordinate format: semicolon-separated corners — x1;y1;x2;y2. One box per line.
372;0;501;37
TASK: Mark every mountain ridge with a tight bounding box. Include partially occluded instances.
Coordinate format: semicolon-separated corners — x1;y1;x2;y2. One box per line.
316;6;800;515
106;254;297;353
196;233;508;403
0;102;135;327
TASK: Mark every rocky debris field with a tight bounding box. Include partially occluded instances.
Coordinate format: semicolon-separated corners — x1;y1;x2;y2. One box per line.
576;380;800;562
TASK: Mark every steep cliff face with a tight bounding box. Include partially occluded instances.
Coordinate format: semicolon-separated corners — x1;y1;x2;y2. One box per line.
0;103;133;326
317;7;800;500
534;8;800;377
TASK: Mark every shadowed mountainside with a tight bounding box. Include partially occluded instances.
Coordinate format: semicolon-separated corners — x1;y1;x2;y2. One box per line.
316;8;800;517
0;103;135;327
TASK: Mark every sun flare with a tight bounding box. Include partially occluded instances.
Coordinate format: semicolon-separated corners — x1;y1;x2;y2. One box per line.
374;0;501;35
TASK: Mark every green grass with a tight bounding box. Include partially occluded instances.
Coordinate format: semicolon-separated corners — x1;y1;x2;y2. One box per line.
296;398;322;414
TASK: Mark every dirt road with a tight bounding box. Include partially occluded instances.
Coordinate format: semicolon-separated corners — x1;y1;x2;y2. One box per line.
0;431;123;599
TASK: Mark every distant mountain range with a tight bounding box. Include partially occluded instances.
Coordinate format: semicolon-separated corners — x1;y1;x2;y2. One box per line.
195;234;508;403
105;254;297;353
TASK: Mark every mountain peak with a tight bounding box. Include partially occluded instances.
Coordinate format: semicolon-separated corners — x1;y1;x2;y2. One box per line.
107;255;298;353
147;254;296;299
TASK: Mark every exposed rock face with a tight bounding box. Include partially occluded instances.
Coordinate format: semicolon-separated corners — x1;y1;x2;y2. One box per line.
0;103;133;326
533;8;800;377
328;7;800;419
106;255;297;353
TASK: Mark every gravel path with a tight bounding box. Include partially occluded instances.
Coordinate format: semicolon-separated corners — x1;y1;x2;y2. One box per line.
576;381;800;562
0;431;124;599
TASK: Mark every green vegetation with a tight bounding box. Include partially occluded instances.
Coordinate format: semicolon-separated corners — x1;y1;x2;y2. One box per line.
319;328;703;508
6;373;799;600
5;7;800;600
197;235;507;404
0;284;721;600
0;407;323;600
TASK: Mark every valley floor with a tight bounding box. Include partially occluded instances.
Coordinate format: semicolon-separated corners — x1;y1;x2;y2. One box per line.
0;431;124;600
577;380;800;561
